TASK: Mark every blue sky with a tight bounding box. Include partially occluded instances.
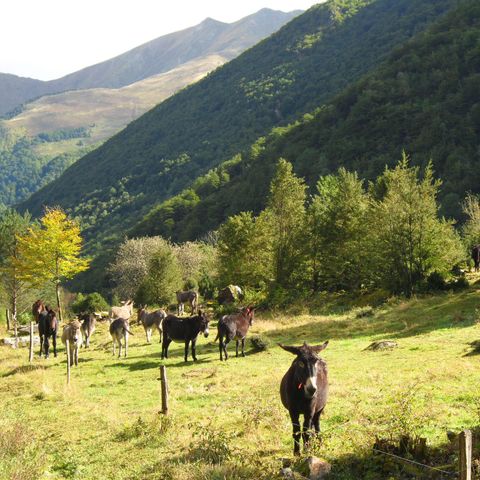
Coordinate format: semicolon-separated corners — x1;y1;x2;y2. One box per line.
2;0;321;80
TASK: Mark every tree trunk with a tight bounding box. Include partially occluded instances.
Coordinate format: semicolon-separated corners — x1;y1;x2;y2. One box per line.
6;309;10;331
12;293;18;348
56;282;63;323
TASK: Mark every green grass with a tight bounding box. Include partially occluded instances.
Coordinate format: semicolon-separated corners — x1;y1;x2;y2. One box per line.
1;289;480;479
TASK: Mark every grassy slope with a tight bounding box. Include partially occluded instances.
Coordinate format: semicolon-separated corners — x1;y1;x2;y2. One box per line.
6;54;227;150
1;289;479;479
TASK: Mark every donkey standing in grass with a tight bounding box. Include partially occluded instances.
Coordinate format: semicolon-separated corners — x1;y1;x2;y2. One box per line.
216;306;255;361
280;341;329;455
61;320;83;366
176;290;198;315
79;313;97;348
110;318;133;358
137;306;166;343
161;311;209;362
38;308;58;358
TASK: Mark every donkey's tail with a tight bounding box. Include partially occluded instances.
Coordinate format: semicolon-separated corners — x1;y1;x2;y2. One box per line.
213;333;219;342
124;327;134;335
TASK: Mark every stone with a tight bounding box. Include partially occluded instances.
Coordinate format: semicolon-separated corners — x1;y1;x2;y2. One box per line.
297;456;331;480
2;336;40;348
365;340;398;351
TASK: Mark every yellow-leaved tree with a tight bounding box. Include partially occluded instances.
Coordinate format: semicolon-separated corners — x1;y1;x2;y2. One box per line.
15;207;90;322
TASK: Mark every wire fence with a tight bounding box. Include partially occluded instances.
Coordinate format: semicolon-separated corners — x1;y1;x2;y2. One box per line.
372;447;458;478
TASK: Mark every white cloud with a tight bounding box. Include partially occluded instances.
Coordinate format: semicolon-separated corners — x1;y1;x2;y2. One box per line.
1;0;321;80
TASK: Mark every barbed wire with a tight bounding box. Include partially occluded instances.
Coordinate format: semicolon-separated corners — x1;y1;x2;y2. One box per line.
372;447;458;477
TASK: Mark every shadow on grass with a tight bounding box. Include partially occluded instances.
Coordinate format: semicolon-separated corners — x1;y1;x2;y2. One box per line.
105;360;160;372
267;290;480;345
463;340;480;357
2;363;50;377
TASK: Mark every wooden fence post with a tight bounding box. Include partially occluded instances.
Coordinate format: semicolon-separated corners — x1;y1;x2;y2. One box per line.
29;321;34;363
459;429;472;480
66;340;71;385
160;365;168;414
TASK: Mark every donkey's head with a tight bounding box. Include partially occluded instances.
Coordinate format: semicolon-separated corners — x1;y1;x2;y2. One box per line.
280;341;329;398
197;310;210;337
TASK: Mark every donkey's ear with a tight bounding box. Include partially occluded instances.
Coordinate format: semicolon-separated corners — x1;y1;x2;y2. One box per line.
312;341;329;353
279;344;301;355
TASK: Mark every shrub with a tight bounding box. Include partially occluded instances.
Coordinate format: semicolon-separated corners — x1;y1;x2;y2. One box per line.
188;422;235;464
71;292;109;314
250;334;271;352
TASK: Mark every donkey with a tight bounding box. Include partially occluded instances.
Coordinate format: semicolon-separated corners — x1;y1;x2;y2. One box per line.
472;245;480;272
109;300;134;323
176;290;198;315
61;320;83;366
109;318;133;358
79;313;97;348
280;341;329;455
137;306;166;343
161;311;209;362
32;299;45;323
216;306;255;360
38;308;59;359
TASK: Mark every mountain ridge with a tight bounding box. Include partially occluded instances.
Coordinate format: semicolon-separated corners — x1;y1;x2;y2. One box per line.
0;8;300;116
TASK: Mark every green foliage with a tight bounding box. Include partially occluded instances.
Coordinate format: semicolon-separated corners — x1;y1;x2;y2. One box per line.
71;292;109;314
122;0;479;256
461;193;480;249
217;211;271;288
308;168;368;291
265;158;306;289
135;243;183;306
366;157;464;296
22;0;457;260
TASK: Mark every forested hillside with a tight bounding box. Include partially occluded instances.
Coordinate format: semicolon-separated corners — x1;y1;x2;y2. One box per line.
0;10;297;207
132;0;480;242
22;0;460;252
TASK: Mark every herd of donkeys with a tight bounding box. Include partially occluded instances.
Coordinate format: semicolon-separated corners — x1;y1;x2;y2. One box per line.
30;289;330;455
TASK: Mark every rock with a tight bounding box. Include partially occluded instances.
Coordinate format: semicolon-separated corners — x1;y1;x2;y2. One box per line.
365;340;398;351
2;336;40;348
280;467;296;479
297;456;331;480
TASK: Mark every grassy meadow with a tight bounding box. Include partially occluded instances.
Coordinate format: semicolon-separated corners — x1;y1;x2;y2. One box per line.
1;288;480;479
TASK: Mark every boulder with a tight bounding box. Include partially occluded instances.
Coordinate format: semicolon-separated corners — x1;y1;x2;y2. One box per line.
297;456;331;479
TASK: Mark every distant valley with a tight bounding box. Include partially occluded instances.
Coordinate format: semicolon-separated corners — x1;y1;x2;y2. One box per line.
0;8;299;206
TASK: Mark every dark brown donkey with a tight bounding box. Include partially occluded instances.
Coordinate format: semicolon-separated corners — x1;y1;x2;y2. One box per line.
161;311;209;362
280;341;329;455
216;306;255;361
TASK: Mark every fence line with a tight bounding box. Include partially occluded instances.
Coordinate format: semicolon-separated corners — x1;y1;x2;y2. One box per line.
372;448;457;477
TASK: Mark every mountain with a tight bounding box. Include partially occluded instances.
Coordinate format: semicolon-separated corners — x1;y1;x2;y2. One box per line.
0;8;300;116
0;9;299;207
131;0;480;243
22;0;461;253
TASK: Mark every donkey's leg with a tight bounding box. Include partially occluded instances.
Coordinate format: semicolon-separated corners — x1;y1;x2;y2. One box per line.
219;334;224;361
44;336;50;359
52;332;57;357
235;339;239;357
313;409;322;434
118;339;122;359
39;334;43;357
124;332;128;358
191;338;197;362
112;336;116;356
289;412;301;456
302;414;313;452
223;339;229;360
241;338;246;357
184;340;190;362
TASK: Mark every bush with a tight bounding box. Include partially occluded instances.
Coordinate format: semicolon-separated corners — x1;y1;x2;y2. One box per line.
426;271;447;291
250;334;271;351
71;292;109;314
188;422;234;464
